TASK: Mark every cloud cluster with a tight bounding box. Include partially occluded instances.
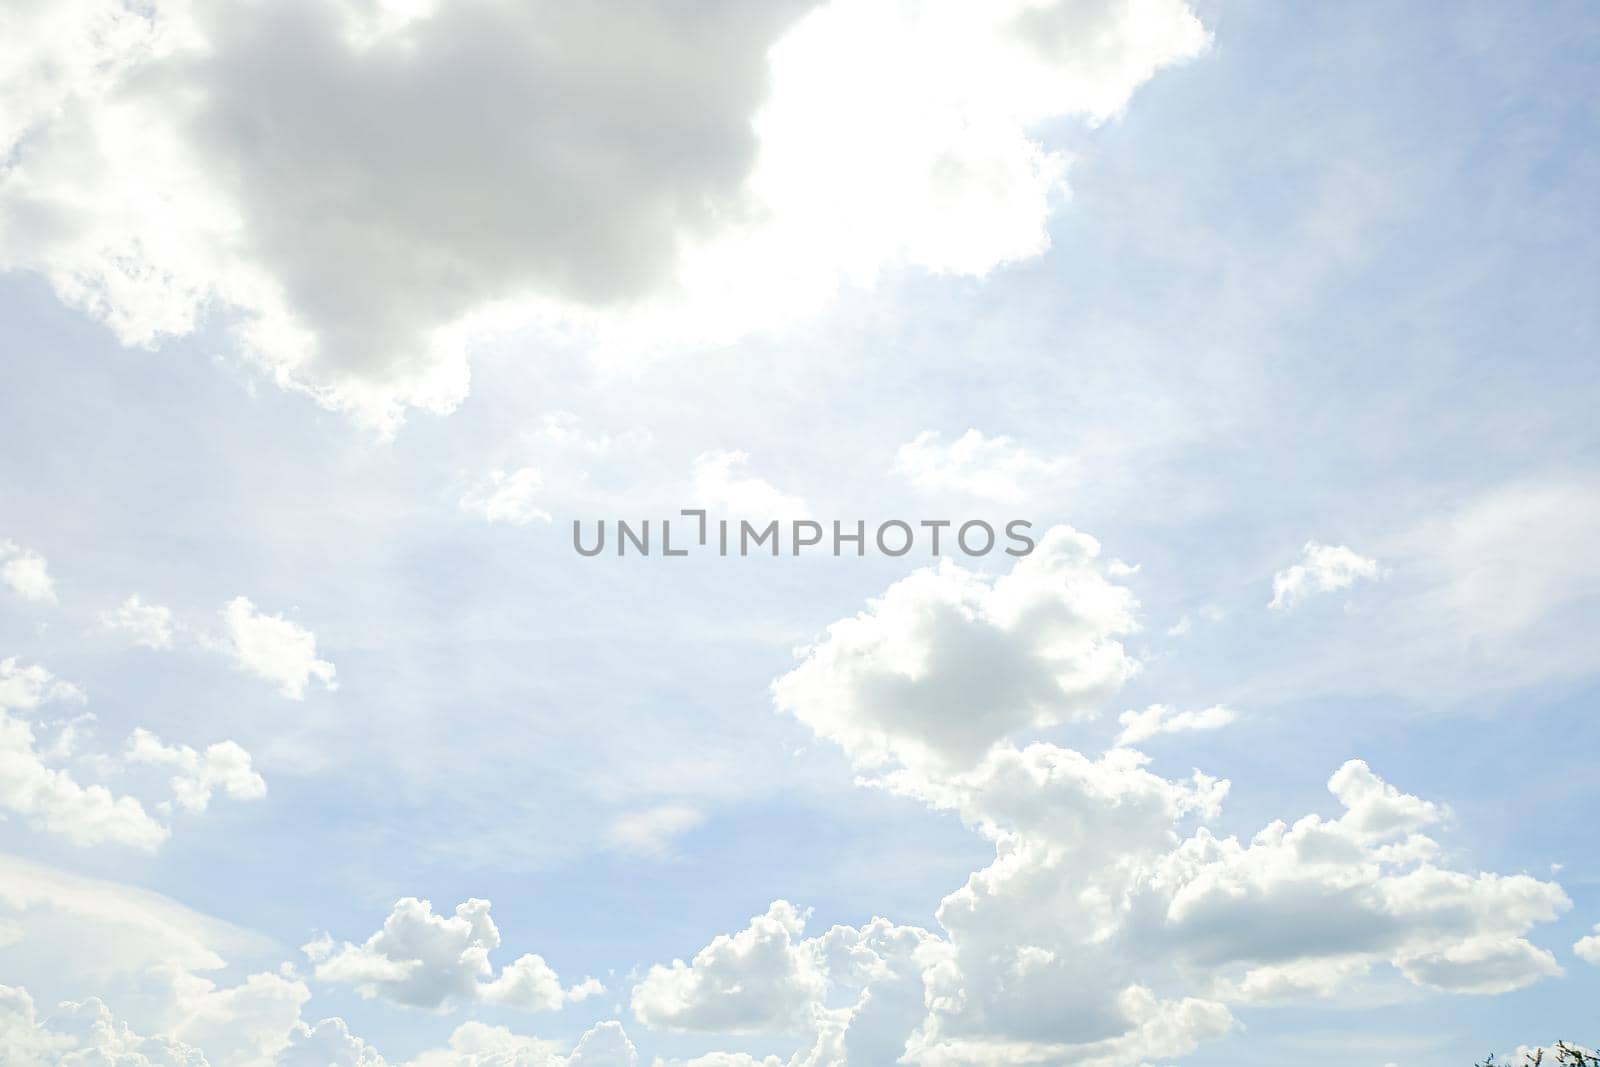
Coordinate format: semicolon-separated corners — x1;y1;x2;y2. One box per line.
0;0;1208;430
98;592;338;700
1269;541;1381;611
0;856;640;1067
672;528;1575;1064
0;657;264;849
0;856;313;1066
642;754;1567;1065
305;897;602;1014
125;727;266;814
633;901;826;1036
0;978;648;1067
0;658;166;849
0;984;205;1065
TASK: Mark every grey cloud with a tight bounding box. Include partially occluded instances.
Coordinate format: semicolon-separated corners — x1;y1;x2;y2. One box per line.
176;0;809;381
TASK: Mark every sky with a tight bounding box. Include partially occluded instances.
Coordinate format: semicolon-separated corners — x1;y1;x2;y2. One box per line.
0;1;1597;1065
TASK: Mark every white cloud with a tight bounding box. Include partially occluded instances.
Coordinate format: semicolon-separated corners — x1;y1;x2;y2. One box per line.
696;539;1577;1064
0;971;311;1067
219;596;337;699
102;594;338;699
1;983;642;1067
0;660;166;850
459;467;552;526
306;897;599;1013
99;595;177;650
1240;477;1600;703
0;540;55;603
399;1018;638;1067
0;657;85;710
1575;925;1600;966
0;718;167;848
0;859;627;1067
690;452;806;520
0;0;1208;429
0;853;264;979
772;526;1138;775
0;857;306;1067
124;727;267;813
892;429;1069;503
279;1016;391;1067
632;901;826;1036
0;984;205;1065
1115;703;1236;746
604;805;705;859
0;659;264;848
1269;541;1381;611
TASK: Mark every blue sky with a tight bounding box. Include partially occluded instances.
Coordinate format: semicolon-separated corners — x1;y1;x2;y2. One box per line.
0;1;1596;1064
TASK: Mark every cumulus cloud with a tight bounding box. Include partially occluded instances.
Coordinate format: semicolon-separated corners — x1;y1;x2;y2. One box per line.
0;971;311;1067
632;905;949;1064
459;467;552;526
219;596;337;699
1575;925;1600;966
1269;541;1381;611
892;429;1069;503
306;897;599;1014
632;901;826;1035
772;526;1138;774
641;755;1569;1065
669;535;1577;1065
99;594;177;649
605;804;705;859
0;540;55;602
2;982;643;1067
0;659;263;848
0;659;167;849
0;984;206;1065
0;858;649;1067
0;0;1208;429
690;451;807;520
279;1016;391;1067
0;859;629;1067
1114;703;1236;746
124;727;267;813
